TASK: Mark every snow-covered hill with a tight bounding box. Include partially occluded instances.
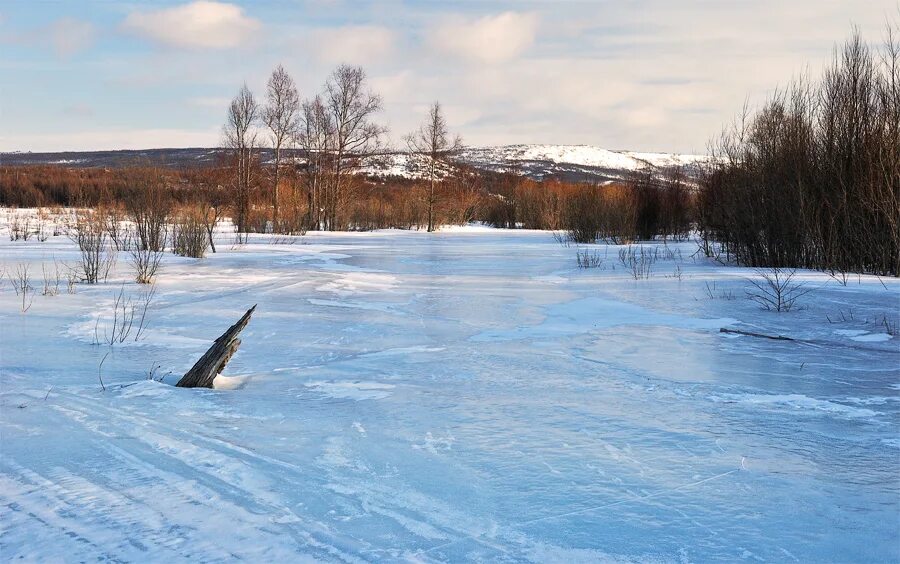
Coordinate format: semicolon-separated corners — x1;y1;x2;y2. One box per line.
454;145;711;182
358;145;712;182
1;145;713;183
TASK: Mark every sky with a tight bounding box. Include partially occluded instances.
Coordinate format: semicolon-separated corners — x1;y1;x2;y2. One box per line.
0;0;896;154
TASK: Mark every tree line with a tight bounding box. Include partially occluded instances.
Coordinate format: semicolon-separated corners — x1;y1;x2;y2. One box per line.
698;26;899;277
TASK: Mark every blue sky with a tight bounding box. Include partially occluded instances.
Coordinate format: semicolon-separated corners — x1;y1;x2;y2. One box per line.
0;0;895;153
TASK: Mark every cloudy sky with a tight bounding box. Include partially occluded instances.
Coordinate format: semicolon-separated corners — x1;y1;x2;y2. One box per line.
0;0;895;153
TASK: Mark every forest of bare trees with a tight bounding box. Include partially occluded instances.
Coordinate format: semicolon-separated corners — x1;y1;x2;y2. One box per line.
698;27;899;277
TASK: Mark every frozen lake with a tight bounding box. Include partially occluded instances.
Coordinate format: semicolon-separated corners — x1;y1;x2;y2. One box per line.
2;223;898;562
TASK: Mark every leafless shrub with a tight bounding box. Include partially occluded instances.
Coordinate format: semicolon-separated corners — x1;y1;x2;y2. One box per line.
147;361;168;382
660;244;683;262
619;245;656;279
133;284;156;342
745;268;814;312
270;234;297;245
102;204;129;251
576;248;603;268
563;189;604;243
65;269;78;294
129;231;164;284
97;284;155;345
8;212;28;241
197;188;228;253
704;281;736;300
70;210;115;284
51;207;68;236
35;210;50;242
41;261;61;296
172;207;210;258
552;230;571;247
8;263;34;312
122;168;170;252
107;285;136;345
666;264;684;281
98;352;109;391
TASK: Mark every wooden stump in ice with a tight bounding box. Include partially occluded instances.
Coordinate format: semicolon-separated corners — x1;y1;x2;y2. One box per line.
176;305;256;389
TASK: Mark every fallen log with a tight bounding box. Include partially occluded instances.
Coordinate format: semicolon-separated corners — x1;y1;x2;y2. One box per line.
719;328;794;341
176;305;257;388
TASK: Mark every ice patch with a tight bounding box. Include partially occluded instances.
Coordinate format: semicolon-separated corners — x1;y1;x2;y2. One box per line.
307;298;395;313
710;393;880;418
304;381;395;400
833;329;894;342
851;333;892;343
412;431;455;454
473;296;736;341
834;329;869;337
358;346;445;358
316;272;397;296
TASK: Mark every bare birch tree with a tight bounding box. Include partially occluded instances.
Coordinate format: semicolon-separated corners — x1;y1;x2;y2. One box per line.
323;65;386;230
262;65;300;231
296;95;333;230
406;101;462;232
223;84;258;242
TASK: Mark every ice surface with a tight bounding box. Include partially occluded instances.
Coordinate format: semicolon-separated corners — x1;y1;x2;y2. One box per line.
1;212;898;562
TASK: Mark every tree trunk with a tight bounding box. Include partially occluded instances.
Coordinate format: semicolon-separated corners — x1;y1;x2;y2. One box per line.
176;305;257;388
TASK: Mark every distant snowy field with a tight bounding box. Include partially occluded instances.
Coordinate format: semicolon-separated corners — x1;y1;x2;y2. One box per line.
1;209;898;562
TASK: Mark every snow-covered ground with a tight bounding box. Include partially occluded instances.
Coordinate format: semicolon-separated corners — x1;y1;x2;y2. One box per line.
1;212;898;562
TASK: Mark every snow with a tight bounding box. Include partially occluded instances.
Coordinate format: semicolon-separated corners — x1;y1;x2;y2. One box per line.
456;144;714;178
356;145;714;180
1;210;899;562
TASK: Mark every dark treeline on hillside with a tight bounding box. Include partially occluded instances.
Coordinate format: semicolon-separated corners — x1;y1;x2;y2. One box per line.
698;27;899;277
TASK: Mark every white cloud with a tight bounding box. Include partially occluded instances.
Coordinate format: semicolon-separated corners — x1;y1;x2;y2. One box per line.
122;1;261;49
307;25;395;65
429;11;538;64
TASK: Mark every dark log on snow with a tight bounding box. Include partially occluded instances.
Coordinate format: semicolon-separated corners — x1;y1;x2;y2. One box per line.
176;305;256;388
720;328;794;341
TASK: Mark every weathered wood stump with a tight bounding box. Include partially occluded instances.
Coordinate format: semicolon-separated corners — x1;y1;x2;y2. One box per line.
176;305;256;388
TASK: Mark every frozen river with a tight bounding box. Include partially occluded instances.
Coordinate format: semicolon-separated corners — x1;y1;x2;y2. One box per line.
2;224;898;562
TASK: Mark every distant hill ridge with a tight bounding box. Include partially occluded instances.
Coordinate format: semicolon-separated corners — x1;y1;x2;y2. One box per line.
1;144;712;183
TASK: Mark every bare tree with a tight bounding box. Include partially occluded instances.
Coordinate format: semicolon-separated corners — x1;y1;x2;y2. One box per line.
323;65;386;230
223;84;259;242
297;95;333;231
406;101;462;232
262;65;300;231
